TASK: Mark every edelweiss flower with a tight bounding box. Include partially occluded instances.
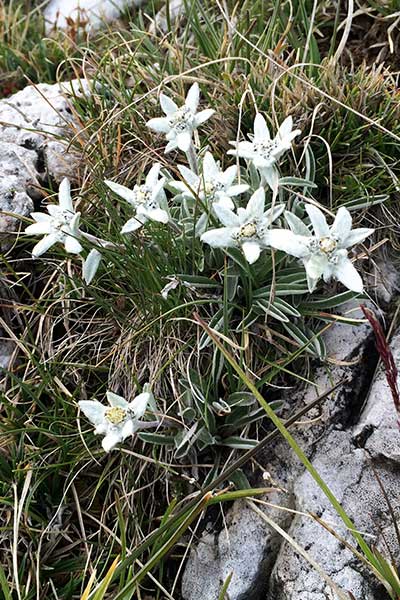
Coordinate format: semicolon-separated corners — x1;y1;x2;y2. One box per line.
146;82;215;153
228;113;300;185
105;163;169;232
201;187;285;264
25;178;82;257
78;386;155;452
268;205;374;293
172;151;249;211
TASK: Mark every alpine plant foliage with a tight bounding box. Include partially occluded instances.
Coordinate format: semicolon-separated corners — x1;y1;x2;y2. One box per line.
23;83;375;453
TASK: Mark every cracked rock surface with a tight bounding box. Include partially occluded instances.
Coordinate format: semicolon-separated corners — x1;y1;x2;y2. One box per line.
182;301;400;600
0;79;87;239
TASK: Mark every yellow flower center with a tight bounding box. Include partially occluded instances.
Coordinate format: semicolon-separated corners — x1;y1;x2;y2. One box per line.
319;237;337;254
239;222;258;238
105;407;126;425
135;186;151;204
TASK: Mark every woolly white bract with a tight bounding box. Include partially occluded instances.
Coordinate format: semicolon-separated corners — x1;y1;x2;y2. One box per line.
78;386;154;452
268;205;374;292
25;178;83;257
228;113;300;187
201;187;285;264
105;163;169;232
146;82;214;153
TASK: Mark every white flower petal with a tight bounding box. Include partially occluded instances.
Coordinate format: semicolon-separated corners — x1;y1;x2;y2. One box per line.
169;180;191;195
185;82;200;112
121;216;145;233
253;156;272;169
194;109;215;127
268;229;310;258
226;183;249;197
130;391;152;418
30;212;52;222
59;178;73;212
278;116;293;139
219;164;237;187
106;391;129;408
94;423;108;435
284;211;311;236
254;113;270;142
330;206;352;241
165;139;178;153
146;207;169;224
25;221;53;235
242;241;261;264
213;204;240;227
83;249;102;284
160;93;178;115
178;164;200;189
69;212;81;235
228;140;255;160
214;196;235;210
305;204;330;237
263;204;285;225
306;272;319;293
333;259;364;293
32;233;59;257
305;254;327;279
201;227;237;248
246;187;265;219
46;205;63;218
195;212;209;236
261;167;279;191
78;400;106;426
341;228;374;248
121;419;135;439
152;179;166;202
176;131;192;152
105;180;136;205
145;163;161;188
102;430;123;452
203;151;219;179
64;235;83;254
146;117;171;133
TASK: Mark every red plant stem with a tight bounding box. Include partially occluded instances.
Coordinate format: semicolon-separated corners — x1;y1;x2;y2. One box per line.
361;304;400;429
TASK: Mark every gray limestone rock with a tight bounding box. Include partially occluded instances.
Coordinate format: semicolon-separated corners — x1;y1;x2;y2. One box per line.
0;80;88;238
182;315;400;600
268;329;400;600
43;0;184;34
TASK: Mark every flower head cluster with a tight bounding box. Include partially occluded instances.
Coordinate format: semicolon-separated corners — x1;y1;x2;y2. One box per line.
24;84;375;299
171;151;249;211
105;163;169;232
268;205;374;292
25;178;82;257
78;386;155;452
146;82;214;153
228;113;300;186
201;187;284;264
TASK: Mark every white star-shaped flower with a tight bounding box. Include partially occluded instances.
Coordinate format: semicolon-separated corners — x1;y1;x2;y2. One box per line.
25;178;83;257
268;205;374;293
78;386;154;452
105;163;169;233
228;113;300;185
146;82;215;153
200;187;285;264
171;151;249;210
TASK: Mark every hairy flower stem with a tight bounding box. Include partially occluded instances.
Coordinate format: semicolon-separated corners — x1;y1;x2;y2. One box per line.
81;231;119;249
185;142;198;175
